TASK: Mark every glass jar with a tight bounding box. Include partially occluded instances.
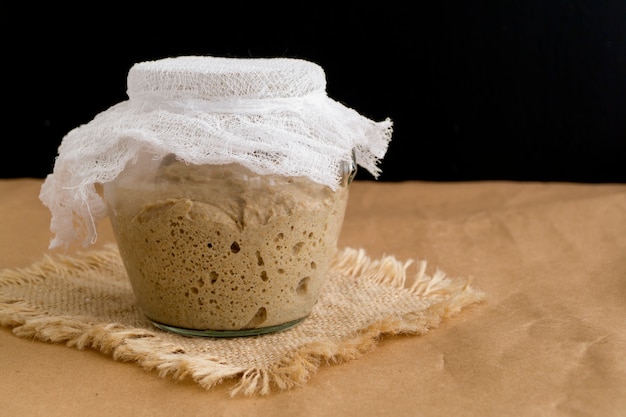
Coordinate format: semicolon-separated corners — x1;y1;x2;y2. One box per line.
103;151;356;337
41;55;391;337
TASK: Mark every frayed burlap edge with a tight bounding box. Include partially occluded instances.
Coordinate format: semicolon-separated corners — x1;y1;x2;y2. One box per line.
0;246;486;396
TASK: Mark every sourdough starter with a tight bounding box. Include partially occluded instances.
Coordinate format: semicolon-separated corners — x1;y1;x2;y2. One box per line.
105;158;349;331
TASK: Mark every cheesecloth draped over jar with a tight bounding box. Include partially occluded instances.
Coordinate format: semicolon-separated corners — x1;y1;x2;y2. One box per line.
39;56;393;249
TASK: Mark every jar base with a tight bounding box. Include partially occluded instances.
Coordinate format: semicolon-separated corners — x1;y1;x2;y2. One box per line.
149;317;307;338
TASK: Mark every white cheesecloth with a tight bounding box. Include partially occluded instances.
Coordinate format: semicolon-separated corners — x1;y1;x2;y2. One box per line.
39;56;393;249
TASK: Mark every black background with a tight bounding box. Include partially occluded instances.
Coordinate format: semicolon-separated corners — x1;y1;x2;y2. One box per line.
5;2;626;182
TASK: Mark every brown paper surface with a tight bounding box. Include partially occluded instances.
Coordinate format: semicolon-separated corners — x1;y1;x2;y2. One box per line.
1;178;625;416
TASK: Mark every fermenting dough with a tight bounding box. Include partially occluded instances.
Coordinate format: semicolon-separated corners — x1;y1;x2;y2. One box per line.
105;156;349;331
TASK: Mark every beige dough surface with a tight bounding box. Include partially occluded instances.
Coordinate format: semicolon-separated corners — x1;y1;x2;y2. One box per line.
105;160;349;331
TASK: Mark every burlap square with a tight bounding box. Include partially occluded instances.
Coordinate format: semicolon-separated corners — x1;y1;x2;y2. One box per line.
0;244;485;396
